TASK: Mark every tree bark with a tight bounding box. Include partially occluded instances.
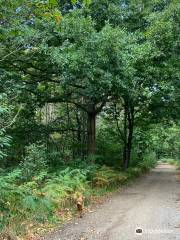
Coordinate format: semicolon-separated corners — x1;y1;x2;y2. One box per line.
75;108;81;143
123;101;134;170
125;126;133;169
87;112;96;155
123;102;128;169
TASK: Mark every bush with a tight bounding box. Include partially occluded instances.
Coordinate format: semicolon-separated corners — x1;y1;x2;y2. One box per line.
0;169;51;231
91;166;127;188
175;159;180;170
0;129;11;166
127;167;142;178
20;143;47;181
0;158;156;236
0;166;90;233
0;229;17;240
127;157;156;179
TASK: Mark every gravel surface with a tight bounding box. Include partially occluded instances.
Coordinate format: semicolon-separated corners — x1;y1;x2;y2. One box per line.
41;163;180;240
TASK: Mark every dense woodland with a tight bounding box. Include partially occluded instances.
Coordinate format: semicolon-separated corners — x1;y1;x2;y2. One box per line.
0;0;179;237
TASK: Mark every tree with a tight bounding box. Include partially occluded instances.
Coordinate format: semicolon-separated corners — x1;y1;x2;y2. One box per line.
0;0;179;169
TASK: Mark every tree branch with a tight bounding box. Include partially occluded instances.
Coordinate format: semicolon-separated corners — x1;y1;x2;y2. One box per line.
0;46;23;62
2;104;23;130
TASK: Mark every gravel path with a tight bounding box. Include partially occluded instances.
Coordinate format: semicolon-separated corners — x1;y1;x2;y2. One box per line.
42;163;180;240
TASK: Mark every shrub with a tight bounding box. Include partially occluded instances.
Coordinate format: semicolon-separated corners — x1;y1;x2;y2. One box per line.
20;143;47;181
127;167;142;178
0;129;11;166
0;229;17;240
91;166;127;188
0;159;156;235
0;166;91;232
176;160;180;170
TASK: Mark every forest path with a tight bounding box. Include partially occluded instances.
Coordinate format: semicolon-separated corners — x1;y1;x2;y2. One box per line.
42;163;180;240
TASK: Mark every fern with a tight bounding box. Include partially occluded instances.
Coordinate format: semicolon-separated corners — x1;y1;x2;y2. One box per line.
0;160;154;233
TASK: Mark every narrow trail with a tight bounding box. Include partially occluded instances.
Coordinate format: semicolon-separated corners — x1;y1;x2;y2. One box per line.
42;163;180;240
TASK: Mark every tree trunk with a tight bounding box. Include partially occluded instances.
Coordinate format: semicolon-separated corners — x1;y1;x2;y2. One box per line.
123;101;134;170
123;147;128;169
81;110;87;158
123;102;128;169
87;112;96;155
126;126;133;168
128;104;134;164
76;109;81;143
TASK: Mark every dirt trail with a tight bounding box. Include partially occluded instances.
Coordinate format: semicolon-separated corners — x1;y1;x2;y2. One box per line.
42;163;180;240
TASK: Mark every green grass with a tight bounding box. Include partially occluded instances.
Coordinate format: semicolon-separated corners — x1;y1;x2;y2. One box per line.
161;158;180;169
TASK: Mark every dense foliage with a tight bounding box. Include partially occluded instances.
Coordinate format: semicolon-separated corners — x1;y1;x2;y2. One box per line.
0;0;179;237
0;157;155;235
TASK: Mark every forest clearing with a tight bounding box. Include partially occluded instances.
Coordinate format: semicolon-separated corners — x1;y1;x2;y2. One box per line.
0;0;179;239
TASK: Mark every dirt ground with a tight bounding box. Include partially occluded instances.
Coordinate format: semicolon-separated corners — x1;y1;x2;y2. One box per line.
41;163;180;240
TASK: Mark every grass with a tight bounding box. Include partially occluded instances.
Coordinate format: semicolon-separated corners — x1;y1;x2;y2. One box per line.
0;158;156;239
161;158;180;169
